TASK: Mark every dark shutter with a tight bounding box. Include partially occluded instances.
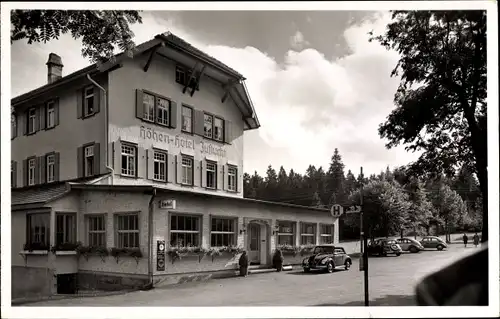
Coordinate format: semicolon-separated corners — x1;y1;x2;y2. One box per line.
12;161;17;188
94;88;101;114
137;146;146;179
94;143;101;175
39;155;47;184
76;88;83;119
77;146;84;178
23;159;28;186
54;98;60;126
147;149;154;180
170;100;177;128
194;109;205;136
176;155;182;184
136;89;144;119
201;160;207;188
24;110;28;135
35;157;41;184
39;104;46;130
34;107;40;132
55;152;61;181
12;115;18;138
224;120;232;144
167;153;175;183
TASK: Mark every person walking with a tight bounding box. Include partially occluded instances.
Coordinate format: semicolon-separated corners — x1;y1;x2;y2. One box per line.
473;233;480;248
273;248;284;272
462;233;468;248
238;251;249;277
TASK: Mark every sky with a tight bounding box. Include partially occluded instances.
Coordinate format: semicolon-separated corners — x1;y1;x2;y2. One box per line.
10;10;421;178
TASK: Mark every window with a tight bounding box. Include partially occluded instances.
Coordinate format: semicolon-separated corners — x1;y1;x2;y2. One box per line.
210;217;236;247
84;145;95;177
142;92;155;122
203;114;213;139
84;86;95;116
87;215;106;247
181;156;193;185
170;214;200;247
175;66;186;85
300;223;316;245
334;247;345;254
11;115;17;138
277;221;296;246
153;151;167;181
28;108;36;134
156;97;170;126
320;224;334;244
46;101;55;128
28;158;36;186
181;105;193;133
206;161;217;189
26;213;50;248
56;213;76;246
116;214;139;248
46;154;55;183
121;144;137;177
214;117;224;142
227;166;237;192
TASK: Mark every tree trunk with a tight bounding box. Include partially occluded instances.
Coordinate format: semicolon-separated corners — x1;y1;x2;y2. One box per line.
400;229;404;238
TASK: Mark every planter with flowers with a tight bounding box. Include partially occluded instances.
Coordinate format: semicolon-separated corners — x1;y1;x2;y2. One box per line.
109;247;143;264
299;244;315;256
50;242;82;255
23;242;50;252
277;244;300;257
167;246;208;264
76;245;109;262
206;246;244;262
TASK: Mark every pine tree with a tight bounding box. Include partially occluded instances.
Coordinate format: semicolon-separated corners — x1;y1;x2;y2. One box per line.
326;148;346;206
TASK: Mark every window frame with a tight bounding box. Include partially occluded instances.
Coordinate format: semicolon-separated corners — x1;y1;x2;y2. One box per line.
46;100;56;129
28;107;36;134
300;222;317;245
210;216;237;247
26;213;51;248
227;165;237;192
86;214;107;247
175;65;200;90
55;213;77;246
115;213;140;249
170;213;202;248
28;157;36;186
142;91;155;123
181;155;194;186
181;105;193;134
319;223;334;244
277;220;296;247
84;144;95;177
213;117;224;142
153;150;167;182
203;113;214;139
156;96;170;127
121;143;137;177
205;161;217;189
84;86;95;117
46;154;56;183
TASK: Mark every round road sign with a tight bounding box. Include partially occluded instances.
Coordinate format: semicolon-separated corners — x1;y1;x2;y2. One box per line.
330;204;344;217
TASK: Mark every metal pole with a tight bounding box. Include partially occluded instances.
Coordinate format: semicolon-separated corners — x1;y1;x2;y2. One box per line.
361;166;369;307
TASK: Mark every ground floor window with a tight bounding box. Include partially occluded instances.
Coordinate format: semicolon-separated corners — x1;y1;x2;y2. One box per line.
210;217;236;247
277;220;296;246
87;214;106;247
56;213;77;246
170;214;200;247
320;224;334;244
300;222;316;245
116;213;139;248
26;213;50;248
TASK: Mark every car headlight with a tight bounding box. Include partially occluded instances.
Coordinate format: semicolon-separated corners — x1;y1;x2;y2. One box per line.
320;258;327;264
302;258;308;264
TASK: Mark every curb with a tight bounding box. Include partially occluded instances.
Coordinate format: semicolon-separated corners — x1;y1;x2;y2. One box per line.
11;289;136;306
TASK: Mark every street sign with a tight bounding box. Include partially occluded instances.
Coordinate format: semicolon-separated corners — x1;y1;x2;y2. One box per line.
346;205;362;214
330;204;344;217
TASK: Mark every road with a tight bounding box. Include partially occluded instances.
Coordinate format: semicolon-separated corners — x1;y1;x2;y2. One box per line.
26;245;481;307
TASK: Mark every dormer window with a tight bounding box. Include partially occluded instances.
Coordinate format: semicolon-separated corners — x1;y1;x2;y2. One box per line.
175;65;199;90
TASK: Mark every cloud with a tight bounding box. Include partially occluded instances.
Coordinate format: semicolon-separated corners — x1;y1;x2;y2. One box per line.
10;11;419;178
289;30;310;50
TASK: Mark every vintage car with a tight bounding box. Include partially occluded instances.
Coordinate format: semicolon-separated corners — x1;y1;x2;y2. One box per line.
396;237;425;253
420;236;448;250
367;238;402;257
302;245;352;273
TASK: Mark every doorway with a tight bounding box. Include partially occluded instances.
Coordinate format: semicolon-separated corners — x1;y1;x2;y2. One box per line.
247;223;261;265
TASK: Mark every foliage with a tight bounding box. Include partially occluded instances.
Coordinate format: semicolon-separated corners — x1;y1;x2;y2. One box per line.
369;10;487;242
50;242;82;253
11;10;143;63
427;183;468;233
23;242;50;251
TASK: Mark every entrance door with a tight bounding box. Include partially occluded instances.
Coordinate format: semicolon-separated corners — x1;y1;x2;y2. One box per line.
248;223;261;264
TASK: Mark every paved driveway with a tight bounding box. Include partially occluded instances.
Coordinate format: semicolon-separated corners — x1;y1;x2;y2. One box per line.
25;245;482;307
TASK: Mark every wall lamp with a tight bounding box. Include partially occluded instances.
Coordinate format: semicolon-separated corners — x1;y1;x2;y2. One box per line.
272;224;280;235
240;224;247;234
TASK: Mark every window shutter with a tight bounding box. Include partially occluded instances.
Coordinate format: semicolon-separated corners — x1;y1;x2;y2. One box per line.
23;159;28;186
176;155;182;184
136;89;144;119
201;160;207;188
193;159;200;187
194;109;205;136
238;170;242;193
35;107;40;132
77;146;84;178
55;152;61;181
217;163;223;190
167;154;175;183
39;104;46;130
39;155;46;184
12;161;17;188
224;120;232;143
24;110;29;135
13;115;18;138
170;101;177;128
94;143;101;175
94;88;101;114
147;149;154;180
35;157;42;184
137;146;146;179
76;89;83;119
223;164;229;190
54;98;60;126
114;140;122;174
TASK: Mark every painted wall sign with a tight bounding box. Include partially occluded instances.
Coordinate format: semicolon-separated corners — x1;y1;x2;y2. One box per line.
140;126;227;158
157;240;166;271
159;199;176;209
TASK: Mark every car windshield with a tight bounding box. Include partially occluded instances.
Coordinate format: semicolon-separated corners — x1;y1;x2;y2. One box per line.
385;240;396;244
313;246;335;254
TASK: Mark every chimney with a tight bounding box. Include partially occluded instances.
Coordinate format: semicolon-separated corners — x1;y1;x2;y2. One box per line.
46;53;63;84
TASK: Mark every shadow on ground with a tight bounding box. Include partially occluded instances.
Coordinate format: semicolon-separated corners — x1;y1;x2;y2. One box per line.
315;294;417;306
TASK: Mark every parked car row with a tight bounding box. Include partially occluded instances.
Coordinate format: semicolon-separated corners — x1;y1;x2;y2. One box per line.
301;236;449;273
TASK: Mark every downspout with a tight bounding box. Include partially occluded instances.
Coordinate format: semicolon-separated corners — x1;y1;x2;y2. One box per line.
86;74;114;184
145;188;157;290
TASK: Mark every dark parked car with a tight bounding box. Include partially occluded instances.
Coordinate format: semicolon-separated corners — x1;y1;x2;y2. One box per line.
420;236;448;250
367;239;402;257
396;237;425;253
302;245;352;273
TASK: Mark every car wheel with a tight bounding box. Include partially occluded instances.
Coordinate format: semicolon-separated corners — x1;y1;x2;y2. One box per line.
303;268;310;273
344;260;351;270
327;261;334;273
409;246;418;253
437;245;444;251
396;252;401;256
